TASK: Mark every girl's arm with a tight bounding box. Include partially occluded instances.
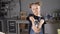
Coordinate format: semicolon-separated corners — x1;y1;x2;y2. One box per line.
29;16;41;33
29;16;35;25
39;19;44;29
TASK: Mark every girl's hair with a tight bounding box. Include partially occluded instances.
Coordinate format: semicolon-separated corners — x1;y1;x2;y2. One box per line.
29;2;41;8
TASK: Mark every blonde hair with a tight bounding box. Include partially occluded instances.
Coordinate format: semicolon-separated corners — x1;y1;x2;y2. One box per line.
29;2;41;8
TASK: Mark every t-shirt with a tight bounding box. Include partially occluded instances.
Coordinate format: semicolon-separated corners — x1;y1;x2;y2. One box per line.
27;14;46;33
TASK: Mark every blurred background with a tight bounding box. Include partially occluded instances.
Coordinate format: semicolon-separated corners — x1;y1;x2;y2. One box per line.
0;0;60;34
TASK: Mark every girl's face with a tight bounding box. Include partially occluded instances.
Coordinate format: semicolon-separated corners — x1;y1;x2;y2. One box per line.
31;4;40;15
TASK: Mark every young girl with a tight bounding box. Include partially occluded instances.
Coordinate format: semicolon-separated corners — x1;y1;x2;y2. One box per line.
27;2;45;34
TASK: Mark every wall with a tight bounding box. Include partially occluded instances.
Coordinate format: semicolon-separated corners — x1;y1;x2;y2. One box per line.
21;0;41;14
21;0;60;16
41;0;60;16
5;0;60;18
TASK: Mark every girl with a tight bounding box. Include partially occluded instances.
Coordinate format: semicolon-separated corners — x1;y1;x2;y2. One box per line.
27;2;45;34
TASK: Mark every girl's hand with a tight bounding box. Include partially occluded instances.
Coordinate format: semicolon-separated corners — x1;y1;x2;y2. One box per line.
32;26;41;33
29;16;41;33
29;16;35;25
